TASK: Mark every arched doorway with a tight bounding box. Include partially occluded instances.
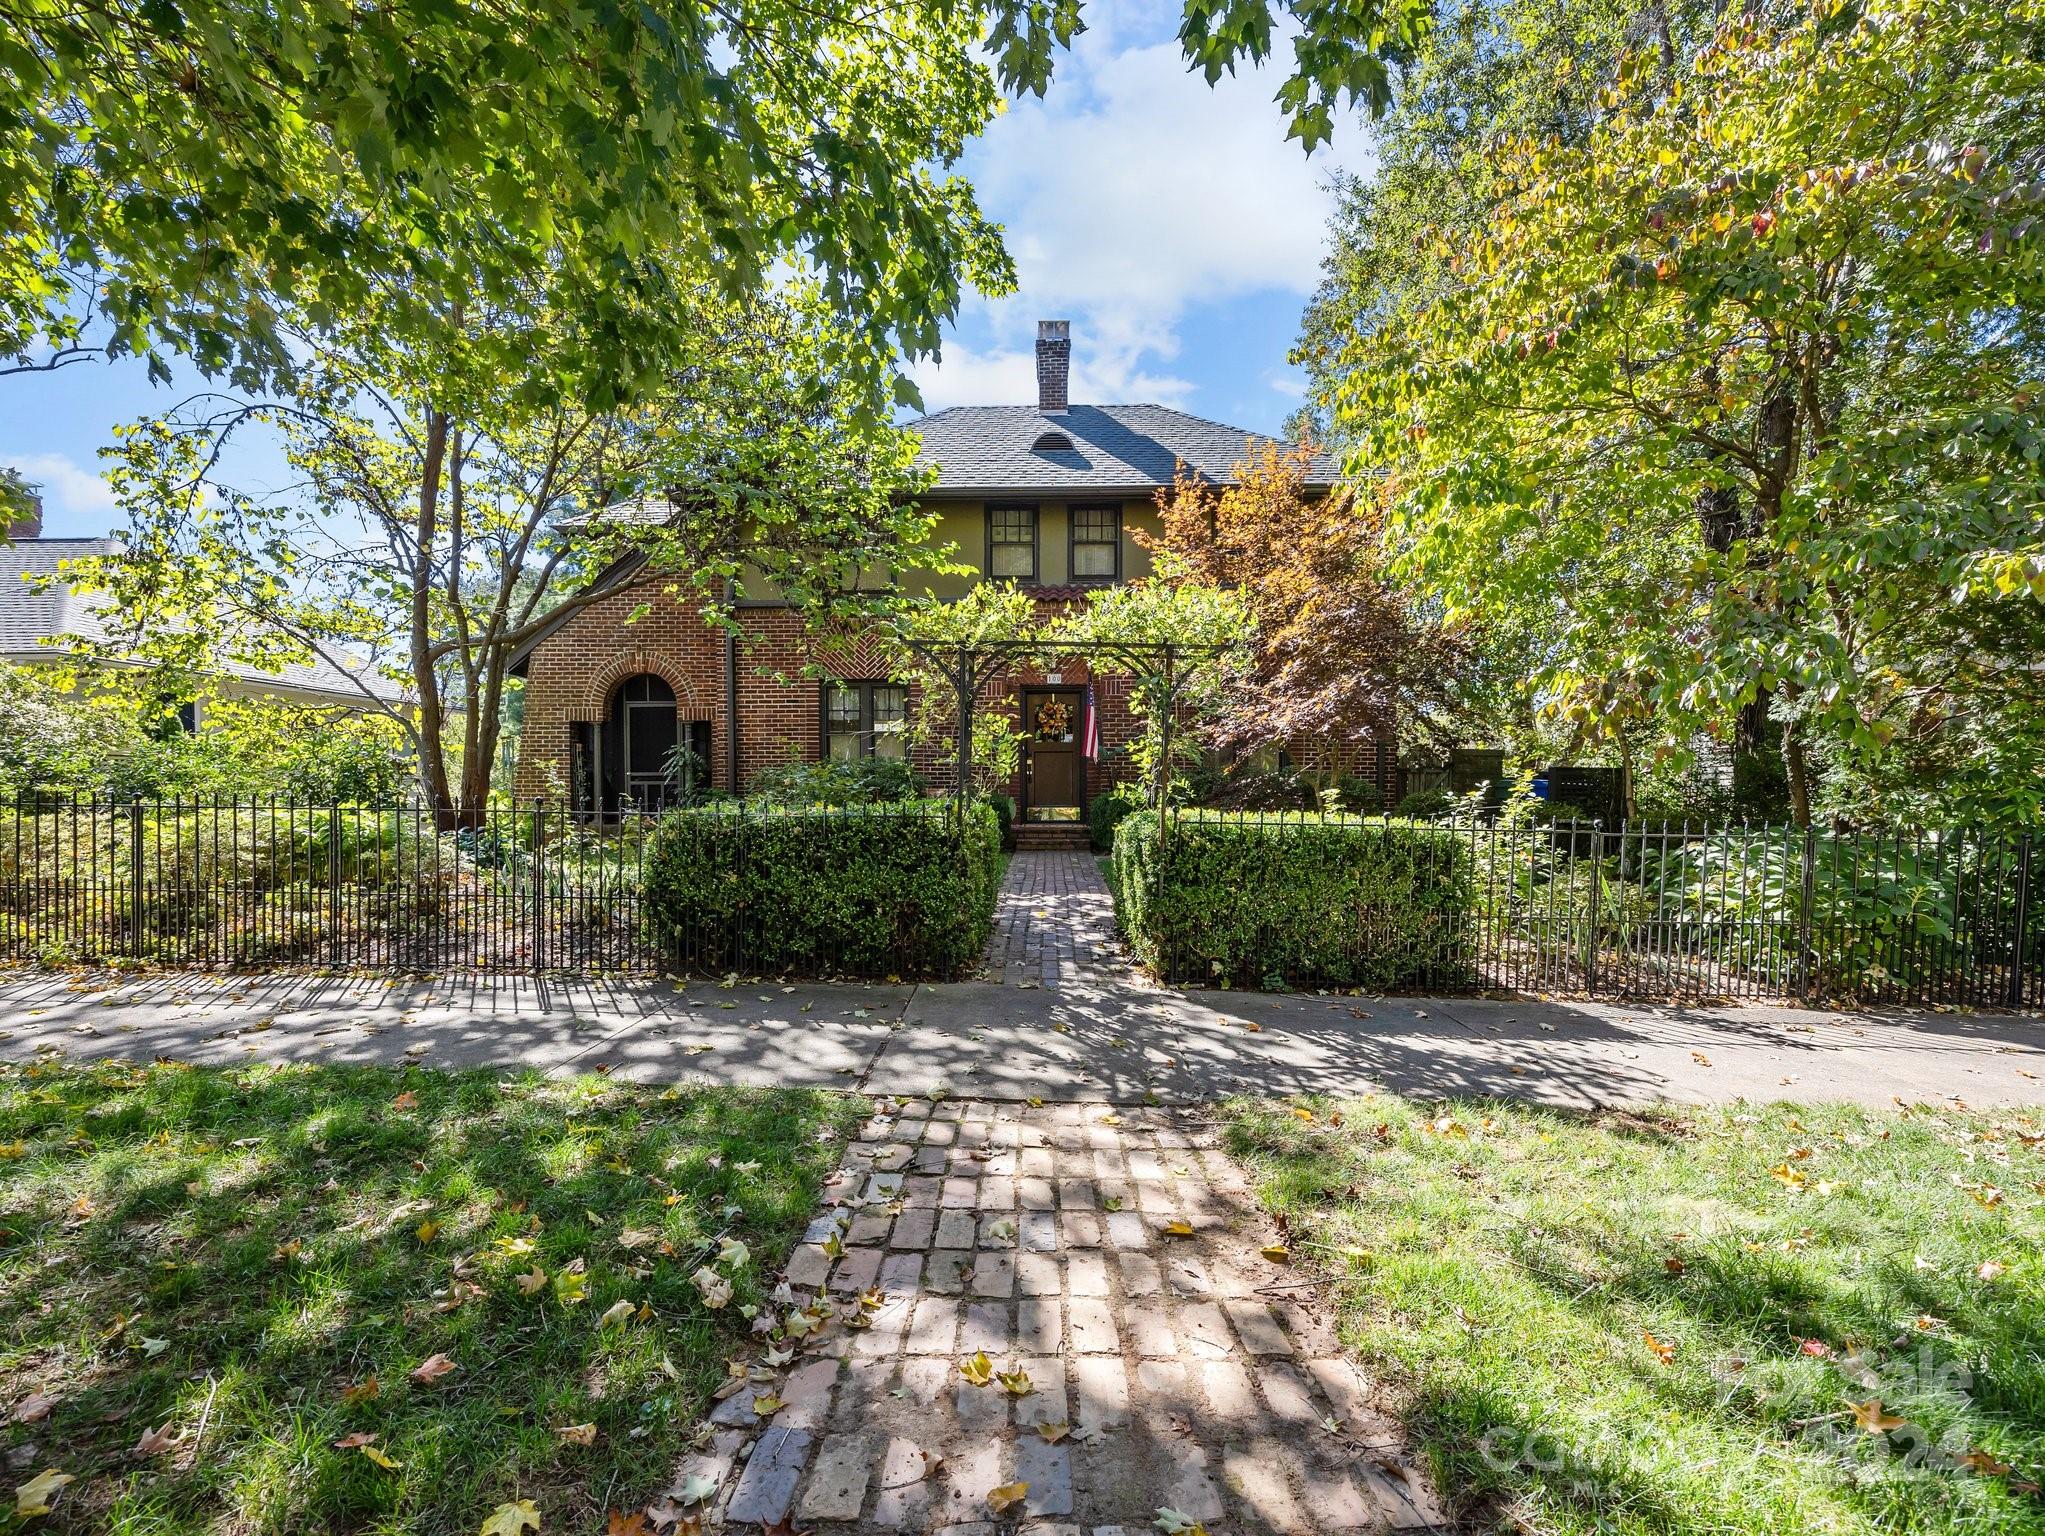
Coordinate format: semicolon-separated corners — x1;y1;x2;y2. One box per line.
570;674;710;818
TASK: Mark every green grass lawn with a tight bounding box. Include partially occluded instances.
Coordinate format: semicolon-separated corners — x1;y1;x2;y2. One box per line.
1225;1094;2045;1536
0;1059;860;1534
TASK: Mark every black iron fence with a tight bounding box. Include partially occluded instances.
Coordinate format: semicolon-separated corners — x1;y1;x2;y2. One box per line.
0;794;998;981
0;797;669;975
1139;809;2041;1007
3;795;2039;1006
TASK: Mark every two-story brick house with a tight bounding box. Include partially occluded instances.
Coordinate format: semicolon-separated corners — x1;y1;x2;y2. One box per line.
508;322;1363;833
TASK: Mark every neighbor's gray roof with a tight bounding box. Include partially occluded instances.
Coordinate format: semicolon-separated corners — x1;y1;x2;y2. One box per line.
906;404;1337;497
1;538;402;703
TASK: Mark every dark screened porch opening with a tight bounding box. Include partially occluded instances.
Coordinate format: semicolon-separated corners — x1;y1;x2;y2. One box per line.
569;674;710;820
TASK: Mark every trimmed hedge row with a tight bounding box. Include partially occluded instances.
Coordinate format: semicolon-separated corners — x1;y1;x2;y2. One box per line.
643;800;1001;979
1107;810;1476;990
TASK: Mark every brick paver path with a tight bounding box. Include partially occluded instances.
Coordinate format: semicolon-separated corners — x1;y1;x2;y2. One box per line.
979;852;1132;991
669;1099;1446;1533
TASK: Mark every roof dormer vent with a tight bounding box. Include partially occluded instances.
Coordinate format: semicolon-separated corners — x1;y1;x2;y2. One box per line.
1031;430;1075;453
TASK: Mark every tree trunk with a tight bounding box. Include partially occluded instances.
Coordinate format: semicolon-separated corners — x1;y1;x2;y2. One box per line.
1781;716;1813;827
411;408;456;828
459;659;508;823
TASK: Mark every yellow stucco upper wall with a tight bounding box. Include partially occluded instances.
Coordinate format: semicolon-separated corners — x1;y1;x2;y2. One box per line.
905;496;1162;599
732;496;1164;603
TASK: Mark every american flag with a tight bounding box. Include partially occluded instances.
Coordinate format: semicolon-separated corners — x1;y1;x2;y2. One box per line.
1081;683;1100;760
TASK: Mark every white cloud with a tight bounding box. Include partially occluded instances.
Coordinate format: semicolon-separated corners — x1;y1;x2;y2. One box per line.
1263;367;1308;400
2;451;118;517
911;0;1370;412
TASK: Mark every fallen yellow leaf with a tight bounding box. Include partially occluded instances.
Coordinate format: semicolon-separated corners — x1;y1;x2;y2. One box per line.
479;1498;541;1535
554;1423;598;1446
958;1351;994;1387
1848;1397;1907;1433
14;1468;75;1517
986;1481;1029;1512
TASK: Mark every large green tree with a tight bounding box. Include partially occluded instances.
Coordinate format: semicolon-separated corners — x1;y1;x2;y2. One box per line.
70;282;934;819
1316;0;2045;825
2;0;1431;403
0;0;1009;402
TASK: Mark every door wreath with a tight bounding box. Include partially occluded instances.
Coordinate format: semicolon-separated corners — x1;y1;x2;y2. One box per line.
1034;698;1072;739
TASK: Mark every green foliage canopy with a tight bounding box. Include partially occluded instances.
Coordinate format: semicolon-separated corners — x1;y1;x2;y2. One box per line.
0;0;1011;403
1318;0;2045;825
3;0;1430;400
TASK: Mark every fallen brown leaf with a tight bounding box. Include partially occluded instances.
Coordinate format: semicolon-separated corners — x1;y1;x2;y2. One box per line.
408;1352;458;1386
11;1391;56;1424
134;1423;177;1456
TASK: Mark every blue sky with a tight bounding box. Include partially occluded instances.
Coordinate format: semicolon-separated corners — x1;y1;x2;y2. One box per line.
3;0;1367;539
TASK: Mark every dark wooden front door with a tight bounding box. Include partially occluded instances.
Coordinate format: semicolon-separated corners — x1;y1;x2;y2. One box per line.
1021;688;1084;818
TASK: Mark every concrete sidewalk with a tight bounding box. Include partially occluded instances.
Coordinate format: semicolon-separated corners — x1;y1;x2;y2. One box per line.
2;967;2039;1109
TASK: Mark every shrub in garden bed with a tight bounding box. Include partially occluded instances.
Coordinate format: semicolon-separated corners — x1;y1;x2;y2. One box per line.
1088;785;1145;852
1108;810;1476;989
643;799;1000;978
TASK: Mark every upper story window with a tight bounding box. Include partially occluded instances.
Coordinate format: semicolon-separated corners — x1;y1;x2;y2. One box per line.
1071;504;1121;583
825;681;908;760
987;504;1038;582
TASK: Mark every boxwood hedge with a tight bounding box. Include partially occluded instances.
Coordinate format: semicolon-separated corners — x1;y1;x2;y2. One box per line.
1107;810;1476;990
643;799;1001;979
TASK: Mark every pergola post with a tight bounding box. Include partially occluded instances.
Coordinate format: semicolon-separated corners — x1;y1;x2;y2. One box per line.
1152;645;1179;911
954;643;974;825
1152;646;1179;811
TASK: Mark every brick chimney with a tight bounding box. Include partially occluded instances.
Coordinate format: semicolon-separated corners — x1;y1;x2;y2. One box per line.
1035;320;1070;413
8;489;41;541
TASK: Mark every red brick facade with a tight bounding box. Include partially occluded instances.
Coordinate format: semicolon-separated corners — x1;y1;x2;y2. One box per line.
514;584;1398;810
512;585;1168;807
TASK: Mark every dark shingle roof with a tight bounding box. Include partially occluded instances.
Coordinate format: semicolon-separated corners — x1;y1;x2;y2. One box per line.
1;539;402;704
907;404;1337;497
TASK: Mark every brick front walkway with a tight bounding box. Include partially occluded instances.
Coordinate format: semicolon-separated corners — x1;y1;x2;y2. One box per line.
671;1099;1446;1533
979;852;1134;991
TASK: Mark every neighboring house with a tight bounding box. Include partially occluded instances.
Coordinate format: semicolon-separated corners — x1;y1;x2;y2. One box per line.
510;322;1380;837
1;506;402;722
